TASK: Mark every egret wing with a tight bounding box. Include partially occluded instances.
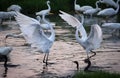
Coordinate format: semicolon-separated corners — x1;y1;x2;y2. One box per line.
59;10;81;27
31;25;53;53
15;12;41;43
86;24;102;49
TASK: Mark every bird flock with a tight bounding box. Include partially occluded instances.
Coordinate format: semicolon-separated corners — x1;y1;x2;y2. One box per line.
0;0;120;72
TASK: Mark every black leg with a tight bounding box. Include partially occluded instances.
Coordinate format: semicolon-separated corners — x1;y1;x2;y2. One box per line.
3;55;8;68
45;53;49;66
43;53;46;63
89;51;96;58
43;53;49;66
73;61;79;70
84;58;91;71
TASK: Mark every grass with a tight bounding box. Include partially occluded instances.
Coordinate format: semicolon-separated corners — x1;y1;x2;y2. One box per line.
73;71;120;78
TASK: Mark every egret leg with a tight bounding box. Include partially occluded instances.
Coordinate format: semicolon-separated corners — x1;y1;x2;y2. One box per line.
43;53;47;63
73;61;79;70
45;53;49;66
89;51;96;58
43;53;49;66
3;55;8;69
84;58;91;71
84;52;92;71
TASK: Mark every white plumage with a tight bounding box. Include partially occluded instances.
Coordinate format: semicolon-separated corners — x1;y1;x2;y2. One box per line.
0;11;17;24
0;47;13;68
0;47;12;55
74;0;93;13
83;1;101;17
74;0;81;11
59;10;102;58
36;1;51;16
102;22;120;36
7;4;22;12
97;0;120;17
99;0;118;8
36;15;55;30
102;22;120;29
15;12;55;66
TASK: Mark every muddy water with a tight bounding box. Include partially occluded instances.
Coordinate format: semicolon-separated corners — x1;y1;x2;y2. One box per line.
0;20;120;78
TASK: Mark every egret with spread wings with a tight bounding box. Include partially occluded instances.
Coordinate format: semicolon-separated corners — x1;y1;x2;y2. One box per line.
59;10;102;71
15;12;55;66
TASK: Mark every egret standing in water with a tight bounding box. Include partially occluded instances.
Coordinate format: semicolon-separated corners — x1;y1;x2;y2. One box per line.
59;10;102;71
36;0;51;16
83;1;101;18
14;12;55;66
0;47;13;68
97;0;120;17
99;0;118;8
7;4;22;12
74;0;93;13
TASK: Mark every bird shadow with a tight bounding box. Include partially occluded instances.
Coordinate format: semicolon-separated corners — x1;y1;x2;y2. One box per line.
0;63;20;68
6;63;20;68
0;63;20;78
85;65;111;72
27;65;58;78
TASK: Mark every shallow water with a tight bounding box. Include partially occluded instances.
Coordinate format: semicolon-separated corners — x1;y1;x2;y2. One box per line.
0;14;120;78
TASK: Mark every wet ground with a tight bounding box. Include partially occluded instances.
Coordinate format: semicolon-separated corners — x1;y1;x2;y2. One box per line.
0;19;120;78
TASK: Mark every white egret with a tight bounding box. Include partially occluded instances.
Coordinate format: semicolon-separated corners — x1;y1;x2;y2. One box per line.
36;15;55;30
5;33;24;39
97;0;120;17
4;33;30;46
102;22;120;36
15;12;55;66
74;0;93;13
59;10;102;71
99;0;118;8
36;1;51;16
74;0;81;12
83;1;101;18
0;47;13;68
0;11;17;24
36;0;55;30
102;22;120;29
7;4;22;12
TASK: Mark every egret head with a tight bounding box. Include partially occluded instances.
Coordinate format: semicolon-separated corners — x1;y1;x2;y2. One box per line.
47;0;50;4
36;16;41;22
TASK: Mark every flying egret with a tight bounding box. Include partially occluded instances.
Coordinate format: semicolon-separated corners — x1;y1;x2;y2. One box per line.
99;0;118;8
83;1;101;18
36;1;51;16
59;10;102;71
0;47;13;68
14;12;55;66
7;4;22;12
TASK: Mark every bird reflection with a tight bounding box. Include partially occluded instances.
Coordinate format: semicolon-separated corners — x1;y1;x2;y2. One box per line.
2;66;8;77
41;65;48;74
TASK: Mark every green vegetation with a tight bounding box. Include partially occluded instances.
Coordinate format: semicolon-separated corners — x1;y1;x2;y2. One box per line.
0;0;97;14
73;71;120;78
